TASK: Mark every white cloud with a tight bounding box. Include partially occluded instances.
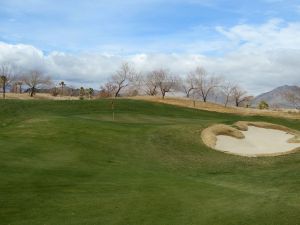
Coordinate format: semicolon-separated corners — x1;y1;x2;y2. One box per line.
216;19;300;50
0;19;300;94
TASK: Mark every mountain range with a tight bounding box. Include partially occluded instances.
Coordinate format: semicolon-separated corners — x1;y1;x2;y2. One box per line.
252;85;300;109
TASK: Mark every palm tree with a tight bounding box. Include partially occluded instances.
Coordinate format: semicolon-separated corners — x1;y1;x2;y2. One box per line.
87;88;94;99
59;81;66;96
79;87;85;100
0;65;13;99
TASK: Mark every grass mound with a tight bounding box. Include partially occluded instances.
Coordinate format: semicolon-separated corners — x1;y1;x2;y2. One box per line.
201;124;244;148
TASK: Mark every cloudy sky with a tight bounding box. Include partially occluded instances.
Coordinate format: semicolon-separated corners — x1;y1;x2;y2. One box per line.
0;0;300;94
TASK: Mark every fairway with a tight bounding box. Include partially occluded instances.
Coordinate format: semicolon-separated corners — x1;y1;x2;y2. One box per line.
1;99;300;225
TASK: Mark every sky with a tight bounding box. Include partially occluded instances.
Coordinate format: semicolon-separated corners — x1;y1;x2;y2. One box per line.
0;0;300;94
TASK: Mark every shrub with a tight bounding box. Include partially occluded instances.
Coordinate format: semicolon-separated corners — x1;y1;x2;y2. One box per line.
258;101;269;110
51;87;59;96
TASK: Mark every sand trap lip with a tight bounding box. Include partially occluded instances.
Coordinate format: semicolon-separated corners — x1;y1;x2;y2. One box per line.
201;121;300;157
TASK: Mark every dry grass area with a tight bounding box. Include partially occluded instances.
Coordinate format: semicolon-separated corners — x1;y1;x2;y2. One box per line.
3;93;79;100
131;96;300;120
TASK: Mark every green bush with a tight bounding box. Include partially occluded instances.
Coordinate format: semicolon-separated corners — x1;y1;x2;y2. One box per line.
258;100;269;110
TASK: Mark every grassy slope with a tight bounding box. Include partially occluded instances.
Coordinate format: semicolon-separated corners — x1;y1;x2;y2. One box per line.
0;99;300;225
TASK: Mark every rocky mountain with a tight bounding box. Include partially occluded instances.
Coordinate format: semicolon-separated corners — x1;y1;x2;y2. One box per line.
252;85;300;109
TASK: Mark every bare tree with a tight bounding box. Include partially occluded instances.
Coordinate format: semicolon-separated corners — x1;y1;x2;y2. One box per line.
244;96;254;108
154;69;177;99
51;86;59;97
182;72;196;98
0;64;14;99
11;81;23;94
144;71;159;96
193;67;220;102
221;81;235;107
111;62;135;97
232;86;247;107
99;82;117;98
16;81;23;94
22;71;52;97
67;85;77;97
125;71;143;96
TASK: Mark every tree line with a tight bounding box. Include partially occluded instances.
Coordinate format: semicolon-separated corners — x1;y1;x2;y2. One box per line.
99;62;253;107
1;62;297;108
0;65;51;98
0;64;94;99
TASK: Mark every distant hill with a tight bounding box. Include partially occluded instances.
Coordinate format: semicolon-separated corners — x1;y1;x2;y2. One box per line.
253;85;300;109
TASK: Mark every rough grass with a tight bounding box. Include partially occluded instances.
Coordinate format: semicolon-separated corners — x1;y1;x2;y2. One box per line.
1;99;300;225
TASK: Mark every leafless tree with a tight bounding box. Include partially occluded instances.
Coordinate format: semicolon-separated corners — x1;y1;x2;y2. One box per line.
126;71;143;96
193;67;220;102
243;96;254;108
111;62;135;97
51;86;59;97
182;72;197;98
144;71;159;96
221;81;235;107
16;81;23;94
0;64;14;99
22;71;52;97
153;69;177;99
99;82;117;98
232;86;247;107
68;85;76;97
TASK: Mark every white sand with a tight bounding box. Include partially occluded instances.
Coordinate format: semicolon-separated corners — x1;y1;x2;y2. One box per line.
215;126;300;156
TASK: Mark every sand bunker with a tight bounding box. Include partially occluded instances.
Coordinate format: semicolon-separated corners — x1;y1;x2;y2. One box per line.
202;121;300;157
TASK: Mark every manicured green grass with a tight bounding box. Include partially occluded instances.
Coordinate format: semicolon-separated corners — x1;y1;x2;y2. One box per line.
1;99;300;225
